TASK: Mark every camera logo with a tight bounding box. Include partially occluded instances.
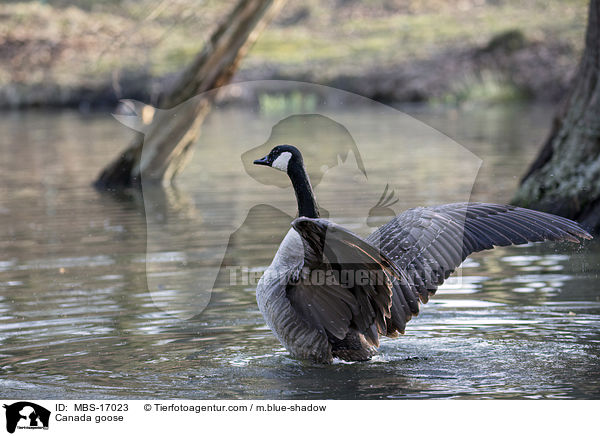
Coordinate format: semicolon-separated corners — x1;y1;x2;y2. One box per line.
3;402;50;434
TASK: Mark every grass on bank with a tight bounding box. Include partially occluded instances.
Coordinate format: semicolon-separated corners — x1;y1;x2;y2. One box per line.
0;0;588;103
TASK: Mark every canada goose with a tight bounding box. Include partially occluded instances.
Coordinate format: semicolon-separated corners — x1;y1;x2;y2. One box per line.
253;145;592;364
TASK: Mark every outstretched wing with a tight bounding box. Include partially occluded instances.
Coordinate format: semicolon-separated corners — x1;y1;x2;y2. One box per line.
367;202;591;335
290;217;403;346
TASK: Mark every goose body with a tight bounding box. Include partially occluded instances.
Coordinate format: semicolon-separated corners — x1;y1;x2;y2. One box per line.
256;228;334;363
253;145;591;363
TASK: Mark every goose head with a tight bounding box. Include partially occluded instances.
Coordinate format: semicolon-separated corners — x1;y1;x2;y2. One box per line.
254;145;320;219
253;144;303;174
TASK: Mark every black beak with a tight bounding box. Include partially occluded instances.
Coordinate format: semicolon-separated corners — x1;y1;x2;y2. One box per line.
253;155;270;166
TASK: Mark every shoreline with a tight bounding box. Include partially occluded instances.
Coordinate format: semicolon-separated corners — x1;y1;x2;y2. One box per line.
0;1;583;110
0;37;577;111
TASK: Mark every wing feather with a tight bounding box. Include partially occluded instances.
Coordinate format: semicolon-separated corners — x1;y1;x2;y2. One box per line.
289;217;400;346
367;202;591;336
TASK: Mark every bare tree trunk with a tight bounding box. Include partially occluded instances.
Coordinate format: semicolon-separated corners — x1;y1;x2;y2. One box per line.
513;0;600;233
94;0;286;190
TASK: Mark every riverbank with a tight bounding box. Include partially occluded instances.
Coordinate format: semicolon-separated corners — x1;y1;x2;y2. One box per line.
0;0;587;109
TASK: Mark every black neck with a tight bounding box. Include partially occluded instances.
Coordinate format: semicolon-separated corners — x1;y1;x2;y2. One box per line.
288;162;319;218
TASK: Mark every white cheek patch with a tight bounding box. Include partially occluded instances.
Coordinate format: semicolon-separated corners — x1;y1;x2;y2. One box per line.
272;152;292;172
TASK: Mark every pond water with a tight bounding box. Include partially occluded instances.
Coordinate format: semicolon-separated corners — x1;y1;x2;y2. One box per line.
1;101;599;399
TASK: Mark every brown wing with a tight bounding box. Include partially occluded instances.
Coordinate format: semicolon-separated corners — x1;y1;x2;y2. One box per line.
290;217;403;346
367;202;592;335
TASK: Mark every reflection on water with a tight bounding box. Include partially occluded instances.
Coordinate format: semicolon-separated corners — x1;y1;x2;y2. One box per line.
0;104;599;399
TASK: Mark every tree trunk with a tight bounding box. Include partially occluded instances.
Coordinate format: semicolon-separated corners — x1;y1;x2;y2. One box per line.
513;0;600;234
94;0;286;190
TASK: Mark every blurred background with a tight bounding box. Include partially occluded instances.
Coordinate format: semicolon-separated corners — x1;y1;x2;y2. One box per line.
0;0;587;108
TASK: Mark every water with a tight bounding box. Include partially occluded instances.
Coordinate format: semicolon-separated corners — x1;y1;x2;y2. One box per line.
1;103;599;399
